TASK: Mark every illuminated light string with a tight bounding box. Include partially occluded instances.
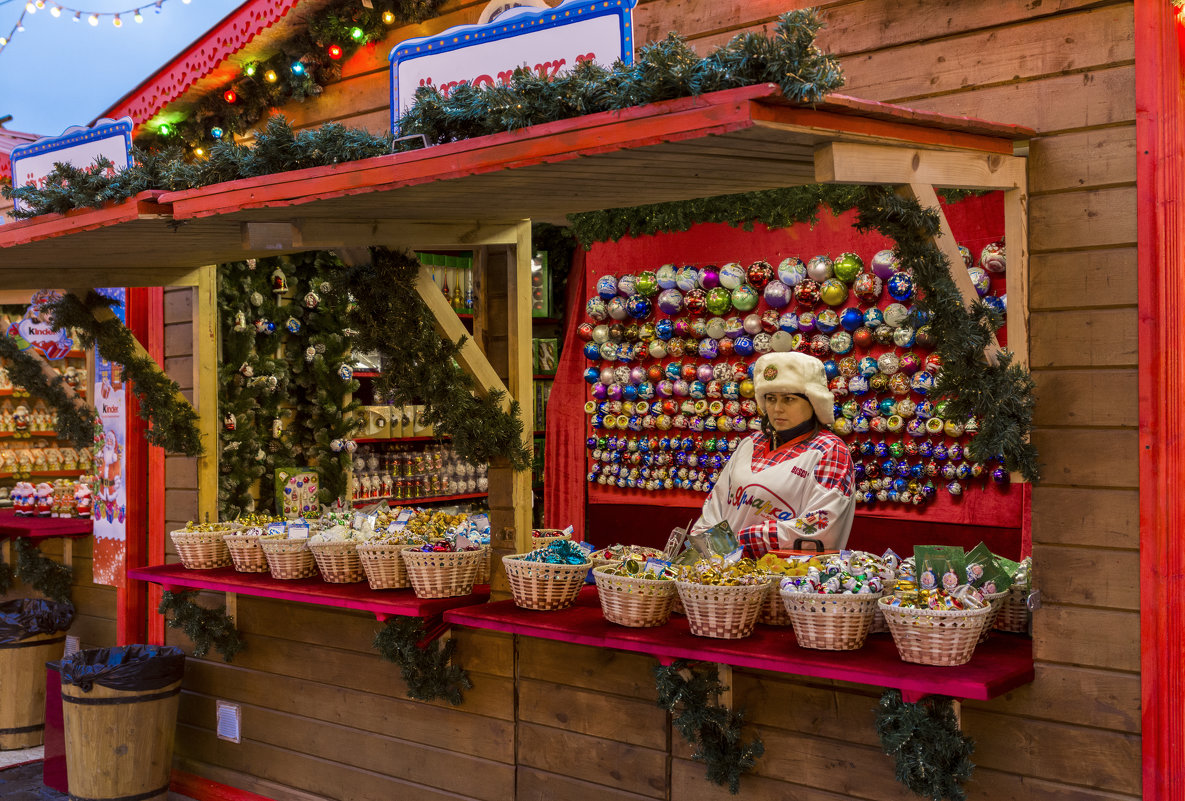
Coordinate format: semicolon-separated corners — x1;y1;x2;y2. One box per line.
0;0;177;55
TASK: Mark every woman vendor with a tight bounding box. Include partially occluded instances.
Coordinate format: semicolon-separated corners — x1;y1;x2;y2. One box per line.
691;351;854;557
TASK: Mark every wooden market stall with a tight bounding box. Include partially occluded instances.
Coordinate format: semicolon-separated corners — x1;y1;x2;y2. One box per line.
0;1;1172;800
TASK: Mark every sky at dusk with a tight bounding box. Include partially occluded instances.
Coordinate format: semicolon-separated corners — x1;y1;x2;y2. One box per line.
0;0;243;136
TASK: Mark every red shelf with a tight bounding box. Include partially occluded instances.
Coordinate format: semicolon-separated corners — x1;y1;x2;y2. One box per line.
354;371;381;379
445;586;1034;702
0;509;93;539
353;491;488;508
355;435;451;444
128;563;490;622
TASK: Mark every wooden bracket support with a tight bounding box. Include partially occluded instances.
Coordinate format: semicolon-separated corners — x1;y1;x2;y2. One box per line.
715;663;733;711
816;142;1025;190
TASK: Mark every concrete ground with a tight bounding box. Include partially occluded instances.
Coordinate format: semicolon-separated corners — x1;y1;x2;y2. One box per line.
0;749;197;801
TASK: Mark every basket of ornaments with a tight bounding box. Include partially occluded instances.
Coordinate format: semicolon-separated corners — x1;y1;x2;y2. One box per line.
170;521;239;570
674;558;772;640
402;537;486;598
593;553;677;628
589;544;664;570
503;540;592;611
779;553;887;651
222;514;287;573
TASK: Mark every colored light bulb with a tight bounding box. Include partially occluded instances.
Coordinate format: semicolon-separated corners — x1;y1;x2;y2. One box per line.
264;70;278;83
49;5;61;16
382;10;394;23
112;14;121;26
223;89;236;103
291;61;304;74
87;13;98;25
327;44;342;59
158;124;171;136
194;147;204;157
350;26;363;39
133;9;142;22
244;64;256;76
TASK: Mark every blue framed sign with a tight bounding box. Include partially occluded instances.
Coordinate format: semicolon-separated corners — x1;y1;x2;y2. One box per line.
389;0;637;133
8;117;133;214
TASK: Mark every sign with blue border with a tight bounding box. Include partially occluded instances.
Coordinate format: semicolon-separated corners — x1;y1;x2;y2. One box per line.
8;118;133;214
389;0;637;133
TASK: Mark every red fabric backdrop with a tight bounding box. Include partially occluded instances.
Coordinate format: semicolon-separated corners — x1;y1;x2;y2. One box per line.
546;194;1024;558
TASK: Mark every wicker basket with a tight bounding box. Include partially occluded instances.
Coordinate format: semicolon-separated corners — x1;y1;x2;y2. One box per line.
502;554;591;611
782;591;883;650
593;567;677;628
475;547;491;585
308;540;365;584
259;537;318;580
867;578;896;634
356;541;416;590
530;530;572;549
977;590;1010;643
675;580;769;639
759;580;793;626
994;584;1031;633
879;597;993;666
223;532;269;573
401;548;485;598
170;528;235;570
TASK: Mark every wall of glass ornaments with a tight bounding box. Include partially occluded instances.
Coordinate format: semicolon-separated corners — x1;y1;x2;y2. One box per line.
578;196;1017;520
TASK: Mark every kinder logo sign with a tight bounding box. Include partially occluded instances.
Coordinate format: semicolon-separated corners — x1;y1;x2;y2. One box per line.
389;0;637;131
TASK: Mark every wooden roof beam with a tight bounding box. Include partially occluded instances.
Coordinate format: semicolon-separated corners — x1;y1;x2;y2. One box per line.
815;142;1026;190
242;219;522;252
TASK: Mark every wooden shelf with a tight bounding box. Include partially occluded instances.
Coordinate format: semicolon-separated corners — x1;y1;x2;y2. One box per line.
128;563;489;623
352;491;487;508
533;374;555;380
355;435;451;444
0;469;86;480
0;509;92;539
445;586;1034;703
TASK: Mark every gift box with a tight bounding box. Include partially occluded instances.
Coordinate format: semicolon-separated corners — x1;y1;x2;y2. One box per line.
533;338;558;375
361;406;391;438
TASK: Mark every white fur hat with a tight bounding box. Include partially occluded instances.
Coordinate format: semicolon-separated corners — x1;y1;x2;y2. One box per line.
752;352;834;426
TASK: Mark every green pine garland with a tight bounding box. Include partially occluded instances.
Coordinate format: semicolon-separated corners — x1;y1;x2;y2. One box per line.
3;9;841;219
334;248;531;470
0;559;13;594
158;590;245;662
654;660;765;794
373;616;472;705
568;185;1040;482
13;538;72;605
876;689;975;801
0;336;97;447
48;292;204;457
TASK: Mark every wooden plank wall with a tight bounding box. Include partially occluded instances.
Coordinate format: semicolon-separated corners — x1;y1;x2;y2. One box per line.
154;0;1140;799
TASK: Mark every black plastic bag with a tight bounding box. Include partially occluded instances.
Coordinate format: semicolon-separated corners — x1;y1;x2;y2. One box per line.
60;644;185;693
0;598;75;644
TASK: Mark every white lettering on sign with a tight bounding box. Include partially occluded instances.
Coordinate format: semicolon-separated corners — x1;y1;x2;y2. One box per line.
8;118;132;215
390;0;636;131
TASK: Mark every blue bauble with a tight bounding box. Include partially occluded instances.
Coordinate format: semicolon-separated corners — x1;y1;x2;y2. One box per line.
733;336;755;357
626;294;653;320
597;275;618;300
584;367;600;384
863;307;885;328
823;359;839;380
887;271;914;301
584;342;602;360
840;307;865;332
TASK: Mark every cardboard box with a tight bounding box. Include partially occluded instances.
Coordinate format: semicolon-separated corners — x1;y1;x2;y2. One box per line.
361;406;391;438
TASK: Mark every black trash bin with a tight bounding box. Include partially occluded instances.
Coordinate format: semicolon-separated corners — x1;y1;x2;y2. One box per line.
60;645;186;801
0;598;73;750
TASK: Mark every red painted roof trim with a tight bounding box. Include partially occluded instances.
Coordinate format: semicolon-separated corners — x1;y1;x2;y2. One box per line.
96;0;304;129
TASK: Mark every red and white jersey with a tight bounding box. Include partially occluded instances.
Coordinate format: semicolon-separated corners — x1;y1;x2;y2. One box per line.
692;429;855;558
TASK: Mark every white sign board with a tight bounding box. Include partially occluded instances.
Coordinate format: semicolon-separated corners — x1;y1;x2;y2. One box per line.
8;118;132;214
389;0;637;131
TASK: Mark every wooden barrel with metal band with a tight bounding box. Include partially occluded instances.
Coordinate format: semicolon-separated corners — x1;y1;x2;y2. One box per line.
61;679;182;801
0;631;65;750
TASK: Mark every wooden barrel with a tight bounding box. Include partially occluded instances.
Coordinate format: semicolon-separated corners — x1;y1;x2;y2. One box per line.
0;631;65;750
62;679;181;801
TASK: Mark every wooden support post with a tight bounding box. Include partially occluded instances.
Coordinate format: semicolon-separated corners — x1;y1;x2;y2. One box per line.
716;663;733;710
224;592;237;625
894;184;1002;360
61;538;72;570
815;142;1025;190
509;221;534;554
194;266;220;523
1;540;9;571
1003;179;1030;369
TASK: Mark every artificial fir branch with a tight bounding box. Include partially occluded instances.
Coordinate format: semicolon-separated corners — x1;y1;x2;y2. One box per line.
0;336;96;447
14;538;72;605
876;689;975;801
158;590;245;662
0;558;14;595
333;248;531;470
373;617;472;705
49;292;204;457
654;660;764;793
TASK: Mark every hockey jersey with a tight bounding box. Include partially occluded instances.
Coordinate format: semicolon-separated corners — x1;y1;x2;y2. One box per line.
691;429;855;558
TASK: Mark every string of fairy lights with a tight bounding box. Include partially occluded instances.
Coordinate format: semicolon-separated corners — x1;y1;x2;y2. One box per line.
0;0;186;56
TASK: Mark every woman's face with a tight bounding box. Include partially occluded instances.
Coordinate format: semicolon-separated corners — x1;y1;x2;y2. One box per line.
764;392;813;430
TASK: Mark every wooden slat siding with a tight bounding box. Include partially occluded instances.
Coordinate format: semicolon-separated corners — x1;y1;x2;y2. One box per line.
962;663;1140;732
516;767;658;801
517;722;668;799
1029;248;1138;310
968;769;1141;801
518;678;667;749
1035;606;1140;672
1032;544;1139;609
1029;308;1138;368
1029;186;1138;252
175;758;330;801
1032;370;1137;428
1029;125;1137;193
1031;487;1139;548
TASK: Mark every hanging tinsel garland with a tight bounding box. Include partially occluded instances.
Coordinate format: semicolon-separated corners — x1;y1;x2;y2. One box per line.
4;9;843;219
567;185;1040;482
373;617;472;705
876;689;975;801
332;248;531;471
11;538;73;605
158;590;245;662
654;660;765;794
49;292;204;457
0;336;97;447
